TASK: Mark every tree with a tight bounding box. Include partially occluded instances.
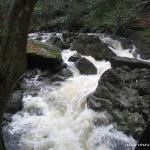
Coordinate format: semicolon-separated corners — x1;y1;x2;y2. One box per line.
0;0;38;149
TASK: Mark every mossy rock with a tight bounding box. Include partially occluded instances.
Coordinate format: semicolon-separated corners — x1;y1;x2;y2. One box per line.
27;40;63;71
27;40;62;60
70;34;115;60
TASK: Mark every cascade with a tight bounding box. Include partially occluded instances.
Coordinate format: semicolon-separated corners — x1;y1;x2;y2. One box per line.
3;33;138;150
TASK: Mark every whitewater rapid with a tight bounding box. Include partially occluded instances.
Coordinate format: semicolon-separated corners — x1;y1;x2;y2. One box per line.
3;33;137;150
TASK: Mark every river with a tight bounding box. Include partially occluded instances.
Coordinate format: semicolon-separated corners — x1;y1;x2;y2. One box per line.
3;33;137;150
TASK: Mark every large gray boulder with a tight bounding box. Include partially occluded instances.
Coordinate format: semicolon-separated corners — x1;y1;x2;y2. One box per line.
88;62;150;140
27;40;64;72
76;57;97;75
71;34;115;60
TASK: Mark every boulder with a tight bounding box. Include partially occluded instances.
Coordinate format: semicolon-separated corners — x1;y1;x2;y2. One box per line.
3;113;13;122
27;40;63;72
109;56;150;69
46;36;68;50
76;57;97;75
62;31;76;46
88;65;150;140
6;90;23;114
34;32;43;41
59;68;73;78
51;75;66;82
71;34;115;60
68;53;81;62
62;30;74;40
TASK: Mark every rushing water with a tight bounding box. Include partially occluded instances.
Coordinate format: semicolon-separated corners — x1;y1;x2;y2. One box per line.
3;33;137;150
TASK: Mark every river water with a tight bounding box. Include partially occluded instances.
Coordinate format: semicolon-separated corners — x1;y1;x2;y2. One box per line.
3;33;137;150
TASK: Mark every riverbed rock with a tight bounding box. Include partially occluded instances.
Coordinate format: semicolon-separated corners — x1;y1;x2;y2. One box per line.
6;90;23;114
3;113;13;122
76;57;97;75
109;56;150;69
34;32;43;41
68;53;81;62
27;40;63;72
46;36;68;50
51;75;66;82
59;68;73;78
71;34;115;60
62;31;76;46
88;62;150;139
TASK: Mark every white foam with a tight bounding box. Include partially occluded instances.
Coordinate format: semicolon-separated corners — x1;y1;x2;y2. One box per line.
4;33;138;150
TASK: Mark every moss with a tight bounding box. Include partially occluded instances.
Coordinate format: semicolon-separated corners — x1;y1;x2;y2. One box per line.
27;48;33;53
47;50;62;59
27;40;62;59
34;41;50;50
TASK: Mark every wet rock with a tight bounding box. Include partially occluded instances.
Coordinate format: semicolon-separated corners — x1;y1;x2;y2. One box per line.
68;53;81;62
62;31;76;46
88;65;150;139
111;35;133;49
54;62;67;73
3;113;13;122
109;56;150;69
3;129;21;150
62;30;73;39
88;96;102;111
76;57;97;75
27;40;63;72
71;34;115;60
46;36;68;50
59;68;73;78
27;53;63;72
34;32;43;41
6;90;23;114
22;70;38;79
51;75;66;82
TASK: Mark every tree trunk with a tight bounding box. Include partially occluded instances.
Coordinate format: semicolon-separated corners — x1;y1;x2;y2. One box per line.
0;0;38;149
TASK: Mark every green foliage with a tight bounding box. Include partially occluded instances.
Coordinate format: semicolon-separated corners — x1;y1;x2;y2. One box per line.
35;40;51;50
1;0;147;32
34;1;46;15
32;0;146;32
84;0;144;32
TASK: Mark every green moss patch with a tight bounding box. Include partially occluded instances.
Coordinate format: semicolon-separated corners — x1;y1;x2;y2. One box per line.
27;40;62;59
